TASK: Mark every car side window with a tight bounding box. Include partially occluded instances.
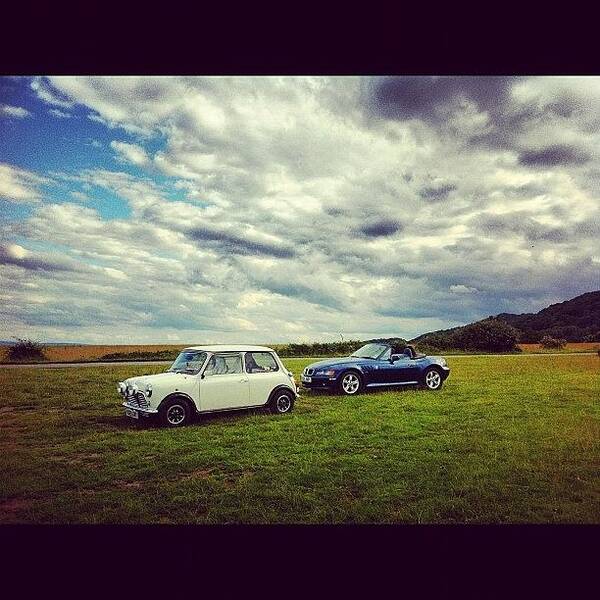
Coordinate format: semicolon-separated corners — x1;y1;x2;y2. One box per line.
245;351;279;373
203;353;243;376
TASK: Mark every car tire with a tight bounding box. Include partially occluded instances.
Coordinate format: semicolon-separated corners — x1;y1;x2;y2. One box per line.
338;371;363;396
159;397;192;427
422;367;443;391
269;389;295;415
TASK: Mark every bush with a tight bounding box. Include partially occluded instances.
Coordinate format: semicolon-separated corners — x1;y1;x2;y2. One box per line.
449;318;520;352
276;340;364;357
540;336;567;350
6;338;47;361
420;318;520;353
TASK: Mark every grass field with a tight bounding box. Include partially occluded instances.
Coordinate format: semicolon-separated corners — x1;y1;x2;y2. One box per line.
1;354;598;523
1;342;598;364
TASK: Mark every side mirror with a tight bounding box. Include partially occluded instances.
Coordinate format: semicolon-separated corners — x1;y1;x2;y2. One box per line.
390;354;402;362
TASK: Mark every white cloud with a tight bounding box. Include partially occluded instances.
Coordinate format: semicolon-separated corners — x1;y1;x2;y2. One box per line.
5;243;29;259
0;104;31;119
110;140;150;167
449;285;479;295
49;108;71;119
30;77;74;109
0;163;50;203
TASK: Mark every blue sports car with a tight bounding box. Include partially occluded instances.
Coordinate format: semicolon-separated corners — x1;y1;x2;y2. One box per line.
300;342;450;395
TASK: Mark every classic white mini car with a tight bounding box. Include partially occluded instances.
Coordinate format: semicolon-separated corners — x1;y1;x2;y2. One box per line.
118;345;298;427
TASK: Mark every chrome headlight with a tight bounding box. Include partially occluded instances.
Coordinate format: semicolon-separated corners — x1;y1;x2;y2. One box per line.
145;383;152;397
131;384;139;394
117;382;126;395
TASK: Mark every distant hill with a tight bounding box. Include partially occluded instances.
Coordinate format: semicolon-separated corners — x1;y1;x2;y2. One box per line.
411;290;600;348
363;337;408;347
495;290;600;342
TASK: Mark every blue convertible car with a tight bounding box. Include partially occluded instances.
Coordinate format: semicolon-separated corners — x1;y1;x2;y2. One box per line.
300;342;450;395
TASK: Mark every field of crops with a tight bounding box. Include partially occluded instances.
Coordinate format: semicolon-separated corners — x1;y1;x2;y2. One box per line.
0;344;184;363
1;354;598;523
518;342;600;353
1;341;598;363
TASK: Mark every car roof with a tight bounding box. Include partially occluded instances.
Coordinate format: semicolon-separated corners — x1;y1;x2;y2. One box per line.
182;345;275;353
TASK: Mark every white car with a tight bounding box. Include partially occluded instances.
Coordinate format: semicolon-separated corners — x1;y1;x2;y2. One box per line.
118;345;298;427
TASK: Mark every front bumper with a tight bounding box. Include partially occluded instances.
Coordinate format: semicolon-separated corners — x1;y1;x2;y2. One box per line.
121;400;158;416
300;375;337;390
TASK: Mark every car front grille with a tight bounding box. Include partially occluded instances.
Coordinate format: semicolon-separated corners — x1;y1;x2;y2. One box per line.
125;391;149;409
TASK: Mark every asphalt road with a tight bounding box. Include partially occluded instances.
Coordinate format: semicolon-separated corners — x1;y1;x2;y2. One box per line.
0;353;596;369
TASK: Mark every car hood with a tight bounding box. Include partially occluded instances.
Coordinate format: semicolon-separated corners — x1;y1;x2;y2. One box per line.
306;356;367;370
125;371;194;387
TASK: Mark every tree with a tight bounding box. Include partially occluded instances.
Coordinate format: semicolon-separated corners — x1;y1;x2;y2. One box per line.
449;318;521;352
6;338;47;361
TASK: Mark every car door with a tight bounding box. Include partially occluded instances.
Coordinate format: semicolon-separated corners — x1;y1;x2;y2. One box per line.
385;355;420;383
199;352;249;411
366;347;392;384
245;351;282;405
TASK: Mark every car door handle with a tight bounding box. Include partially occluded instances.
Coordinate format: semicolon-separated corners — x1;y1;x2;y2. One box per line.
239;378;249;383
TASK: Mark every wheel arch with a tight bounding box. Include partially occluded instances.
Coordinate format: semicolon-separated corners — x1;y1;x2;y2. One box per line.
158;392;197;414
420;365;444;387
421;364;443;377
267;384;296;405
337;368;365;394
338;367;364;381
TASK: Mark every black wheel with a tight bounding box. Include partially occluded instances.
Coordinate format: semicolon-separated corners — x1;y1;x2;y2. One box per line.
337;371;363;396
270;389;295;414
422;367;443;391
159;397;192;427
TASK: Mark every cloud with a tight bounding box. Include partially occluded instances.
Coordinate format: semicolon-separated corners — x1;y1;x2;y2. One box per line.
0;104;31;119
518;144;591;167
419;179;458;201
110;140;151;166
359;220;402;237
49;108;71;119
0;163;50;203
187;226;296;258
30;77;74;109
0;242;82;273
366;76;516;124
2;76;599;343
449;284;478;294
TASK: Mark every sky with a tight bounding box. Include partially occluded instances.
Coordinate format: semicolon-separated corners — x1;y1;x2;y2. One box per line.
0;76;599;344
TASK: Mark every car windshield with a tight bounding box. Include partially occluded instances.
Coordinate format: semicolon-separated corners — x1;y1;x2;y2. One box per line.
350;343;389;359
168;350;208;374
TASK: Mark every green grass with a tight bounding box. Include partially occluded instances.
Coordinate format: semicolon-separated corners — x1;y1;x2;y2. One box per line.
1;355;599;523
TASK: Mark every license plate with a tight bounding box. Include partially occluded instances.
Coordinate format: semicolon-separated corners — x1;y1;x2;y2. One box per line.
301;375;312;383
125;408;139;419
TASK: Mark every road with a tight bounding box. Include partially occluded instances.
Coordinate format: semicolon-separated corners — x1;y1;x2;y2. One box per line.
0;352;596;369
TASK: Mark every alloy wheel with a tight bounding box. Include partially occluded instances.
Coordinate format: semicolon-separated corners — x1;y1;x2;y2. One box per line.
341;373;360;394
425;370;442;390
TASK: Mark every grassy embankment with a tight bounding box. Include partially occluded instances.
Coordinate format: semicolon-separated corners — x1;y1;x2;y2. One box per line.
1;354;598;523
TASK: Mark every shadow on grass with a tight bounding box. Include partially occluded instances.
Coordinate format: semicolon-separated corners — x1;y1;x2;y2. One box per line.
102;405;274;431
